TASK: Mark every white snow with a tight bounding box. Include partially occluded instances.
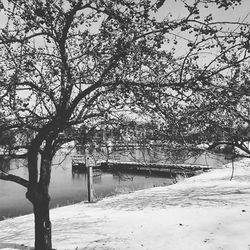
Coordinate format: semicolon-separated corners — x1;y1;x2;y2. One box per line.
1;159;250;250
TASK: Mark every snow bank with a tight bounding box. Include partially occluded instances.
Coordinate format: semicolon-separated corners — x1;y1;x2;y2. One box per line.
1;159;250;250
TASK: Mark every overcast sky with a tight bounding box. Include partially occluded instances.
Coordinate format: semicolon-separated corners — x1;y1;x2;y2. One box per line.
0;0;249;24
0;0;249;64
159;0;250;22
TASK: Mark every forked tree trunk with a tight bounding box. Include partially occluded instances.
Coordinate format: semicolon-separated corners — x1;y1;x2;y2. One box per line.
33;200;52;250
26;141;53;250
26;129;57;250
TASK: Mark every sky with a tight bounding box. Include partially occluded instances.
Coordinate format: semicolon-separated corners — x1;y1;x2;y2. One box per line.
0;0;249;49
0;0;249;100
159;0;250;21
157;0;250;52
0;0;249;25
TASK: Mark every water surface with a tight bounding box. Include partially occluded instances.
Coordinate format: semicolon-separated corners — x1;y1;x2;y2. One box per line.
0;149;229;220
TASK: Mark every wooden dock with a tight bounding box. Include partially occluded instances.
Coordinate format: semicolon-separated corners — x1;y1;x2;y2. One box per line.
71;154;211;176
98;161;210;176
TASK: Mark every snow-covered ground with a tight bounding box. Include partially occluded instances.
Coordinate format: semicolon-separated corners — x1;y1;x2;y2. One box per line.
1;159;250;250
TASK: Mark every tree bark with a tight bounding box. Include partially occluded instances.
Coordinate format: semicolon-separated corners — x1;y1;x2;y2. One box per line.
33;200;52;250
26;137;54;250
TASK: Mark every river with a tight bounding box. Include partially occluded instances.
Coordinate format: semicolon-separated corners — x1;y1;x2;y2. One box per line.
0;147;229;220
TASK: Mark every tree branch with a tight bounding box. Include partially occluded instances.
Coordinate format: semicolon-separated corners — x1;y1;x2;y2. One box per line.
0;171;29;188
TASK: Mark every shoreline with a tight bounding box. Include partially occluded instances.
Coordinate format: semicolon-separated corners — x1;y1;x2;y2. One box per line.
1;159;250;249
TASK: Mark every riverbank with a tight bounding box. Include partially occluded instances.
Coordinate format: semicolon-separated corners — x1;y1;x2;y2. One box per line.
0;159;250;250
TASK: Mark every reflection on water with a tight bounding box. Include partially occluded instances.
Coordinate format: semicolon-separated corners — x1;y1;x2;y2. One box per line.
0;158;10;172
0;148;230;220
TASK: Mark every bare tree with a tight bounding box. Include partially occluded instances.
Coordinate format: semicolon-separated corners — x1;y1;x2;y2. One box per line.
0;0;248;249
177;64;250;157
135;0;250;158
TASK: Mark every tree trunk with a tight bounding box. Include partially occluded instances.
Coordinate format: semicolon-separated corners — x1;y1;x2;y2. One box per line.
26;146;53;250
26;132;56;250
33;200;52;250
